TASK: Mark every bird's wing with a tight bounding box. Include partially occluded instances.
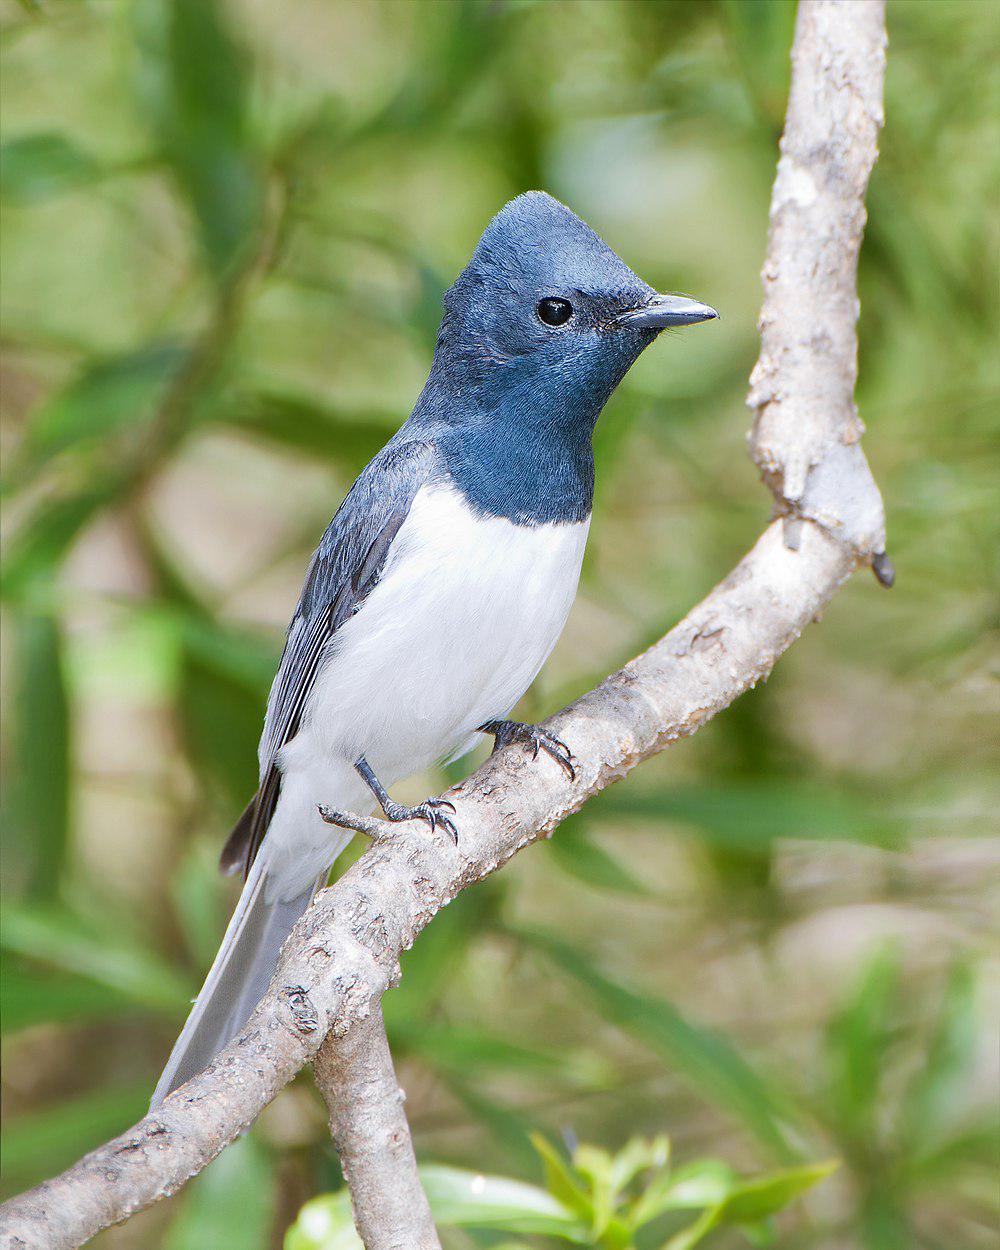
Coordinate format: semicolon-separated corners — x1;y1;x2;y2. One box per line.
220;439;437;878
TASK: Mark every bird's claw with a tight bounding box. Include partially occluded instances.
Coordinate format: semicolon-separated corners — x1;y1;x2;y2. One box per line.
530;728;576;780
481;720;576;781
320;796;458;844
416;798;459;844
384;796;459;844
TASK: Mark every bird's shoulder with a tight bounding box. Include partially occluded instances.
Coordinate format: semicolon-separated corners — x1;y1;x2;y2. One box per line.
261;438;440;765
298;436;441;622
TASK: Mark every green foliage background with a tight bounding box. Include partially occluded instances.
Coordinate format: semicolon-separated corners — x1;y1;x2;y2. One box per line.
1;1;996;1247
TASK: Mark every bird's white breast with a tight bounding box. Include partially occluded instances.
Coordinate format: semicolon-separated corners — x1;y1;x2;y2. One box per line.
287;483;590;787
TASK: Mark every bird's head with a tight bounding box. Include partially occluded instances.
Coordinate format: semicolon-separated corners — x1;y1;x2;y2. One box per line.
433;191;717;429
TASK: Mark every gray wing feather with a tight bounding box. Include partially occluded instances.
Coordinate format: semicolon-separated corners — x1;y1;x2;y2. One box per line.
220;439;437;877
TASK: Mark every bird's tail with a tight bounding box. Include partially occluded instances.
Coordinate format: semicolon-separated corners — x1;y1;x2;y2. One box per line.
150;855;323;1109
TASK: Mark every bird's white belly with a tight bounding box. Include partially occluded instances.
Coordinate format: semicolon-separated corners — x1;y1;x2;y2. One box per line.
262;483;588;899
289;483;589;784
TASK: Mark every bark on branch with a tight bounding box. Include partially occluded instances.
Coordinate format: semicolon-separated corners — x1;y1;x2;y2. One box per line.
0;2;887;1247
313;1005;441;1250
749;0;890;582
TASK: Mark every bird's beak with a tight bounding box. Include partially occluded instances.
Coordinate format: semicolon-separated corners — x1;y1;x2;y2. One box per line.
617;293;719;329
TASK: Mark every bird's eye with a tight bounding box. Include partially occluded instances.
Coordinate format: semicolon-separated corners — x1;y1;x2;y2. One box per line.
536;297;573;327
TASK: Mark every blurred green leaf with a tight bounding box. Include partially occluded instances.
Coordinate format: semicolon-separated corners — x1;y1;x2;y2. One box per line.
662;1207;720;1250
355;0;514;143
825;945;901;1145
170;838;232;967
596;780;903;850
219;392;398;477
173;610;278;691
520;928;799;1160
420;1164;589;1239
285;1150;834;1250
712;1159;837;1224
167;605;277;808
900;961;977;1143
178;646;266;807
1;473;128;600
531;1133;593;1220
135;0;264;280
384;886;498;1029
0;133;101;201
660;1161;836;1250
1;1084;150;1188
164;1134;275;1250
857;1188;913;1250
285;1189;361;1250
904;1122;1000;1184
571;1142;617;1236
0;964;133;1033
0;902;191;1011
610;1133;671;1195
6;612;69;897
444;1077;539;1171
11;345;186;484
722;0;796;133
401;1023;570;1079
547;819;652;896
633;1159;737;1225
285;1167;589;1249
403;1021;592;1168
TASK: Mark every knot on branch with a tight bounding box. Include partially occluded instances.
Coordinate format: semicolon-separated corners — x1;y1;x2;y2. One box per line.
282;985;319;1034
749;426;887;562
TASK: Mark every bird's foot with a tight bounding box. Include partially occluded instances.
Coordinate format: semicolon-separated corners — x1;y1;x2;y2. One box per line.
380;795;459;844
346;756;460;843
319;795;458;844
479;719;576;780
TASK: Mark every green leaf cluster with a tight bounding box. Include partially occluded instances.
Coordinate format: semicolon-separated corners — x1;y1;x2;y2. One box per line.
286;1136;835;1250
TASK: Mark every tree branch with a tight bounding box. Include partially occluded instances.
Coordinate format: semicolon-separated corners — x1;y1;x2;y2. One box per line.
0;3;887;1247
749;0;890;580
313;1006;441;1250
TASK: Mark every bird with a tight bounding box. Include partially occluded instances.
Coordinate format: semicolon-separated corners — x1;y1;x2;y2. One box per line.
151;190;717;1107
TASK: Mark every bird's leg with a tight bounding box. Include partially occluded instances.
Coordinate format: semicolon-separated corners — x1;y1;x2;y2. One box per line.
334;756;459;843
478;719;576;780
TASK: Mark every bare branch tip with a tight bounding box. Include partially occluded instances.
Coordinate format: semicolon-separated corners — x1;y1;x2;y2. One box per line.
317;805;386;838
